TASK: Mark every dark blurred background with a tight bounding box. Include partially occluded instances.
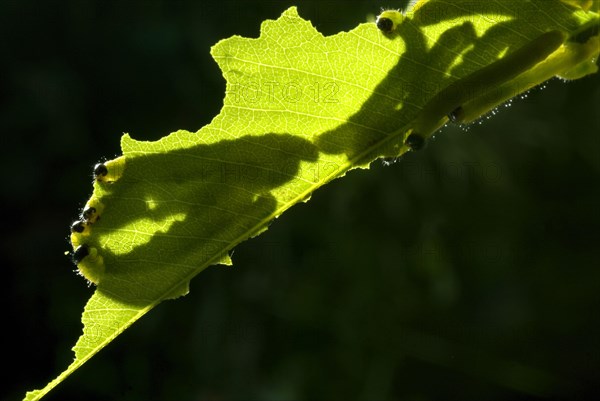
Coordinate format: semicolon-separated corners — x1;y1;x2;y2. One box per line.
2;1;599;400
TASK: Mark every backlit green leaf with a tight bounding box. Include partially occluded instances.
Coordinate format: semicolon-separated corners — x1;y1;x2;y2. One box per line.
25;1;599;399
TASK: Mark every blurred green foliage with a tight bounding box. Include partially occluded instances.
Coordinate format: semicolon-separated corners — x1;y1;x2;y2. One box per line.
2;1;599;400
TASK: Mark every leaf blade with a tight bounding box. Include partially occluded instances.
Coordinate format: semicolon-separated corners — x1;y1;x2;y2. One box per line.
25;2;599;399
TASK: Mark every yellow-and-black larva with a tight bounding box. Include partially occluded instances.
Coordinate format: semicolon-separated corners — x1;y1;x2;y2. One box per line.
376;10;404;33
93;156;125;183
376;1;421;33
